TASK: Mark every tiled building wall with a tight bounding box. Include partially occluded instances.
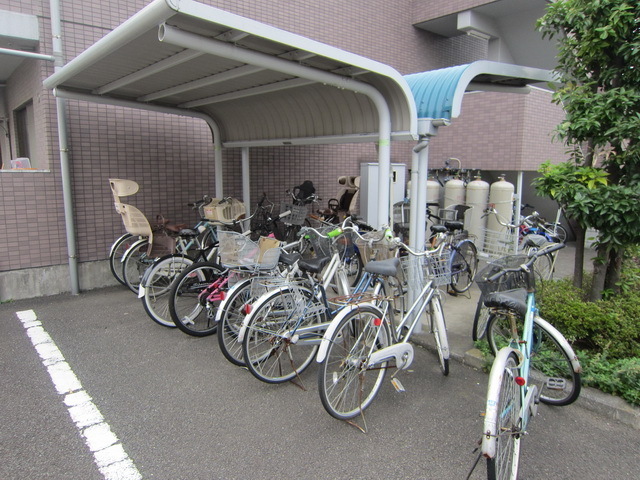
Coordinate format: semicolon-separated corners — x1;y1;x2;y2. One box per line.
0;0;564;281
428;89;566;172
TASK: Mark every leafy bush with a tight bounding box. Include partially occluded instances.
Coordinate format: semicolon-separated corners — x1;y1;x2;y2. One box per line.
578;352;640;406
537;275;640;359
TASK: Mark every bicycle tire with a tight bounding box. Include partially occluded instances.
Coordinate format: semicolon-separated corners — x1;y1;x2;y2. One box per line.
216;277;255;365
122;238;153;293
449;240;478;294
109;233;135;285
242;286;325;383
141;255;194;327
168;261;226;336
317;305;391;420
428;294;449;375
486;312;581;406
485;351;522;480
544;222;567;243
472;295;490;341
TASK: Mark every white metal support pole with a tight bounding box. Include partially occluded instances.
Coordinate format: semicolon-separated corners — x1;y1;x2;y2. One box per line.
241;147;251;231
515;170;523;253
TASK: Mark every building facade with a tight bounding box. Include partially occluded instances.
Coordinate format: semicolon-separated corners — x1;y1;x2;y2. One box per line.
0;0;565;299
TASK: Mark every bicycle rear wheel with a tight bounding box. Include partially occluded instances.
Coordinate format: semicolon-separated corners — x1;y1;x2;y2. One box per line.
486;311;581;406
428;294;449;375
485;351;522;480
141;255;194;327
449;240;478;294
317;305;390;420
168;261;225;336
242;286;325;383
109;233;135;285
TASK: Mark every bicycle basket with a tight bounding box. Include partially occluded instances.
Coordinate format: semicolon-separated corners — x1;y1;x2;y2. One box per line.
424;248;451;286
217;230;281;270
204;198;246;222
303;226;337;258
355;231;396;264
279;203;307;225
475;254;529;296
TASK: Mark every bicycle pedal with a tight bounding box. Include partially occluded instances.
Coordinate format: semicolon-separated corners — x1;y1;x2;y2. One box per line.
391;377;405;392
546;377;566;390
181;317;195;325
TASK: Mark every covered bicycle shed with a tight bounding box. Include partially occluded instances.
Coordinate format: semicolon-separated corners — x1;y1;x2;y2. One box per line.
43;0;554;293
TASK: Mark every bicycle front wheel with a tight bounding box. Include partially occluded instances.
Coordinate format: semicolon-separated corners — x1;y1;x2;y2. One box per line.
141;255;194;327
242;286;325;383
122;238;153;293
428;294;449;375
485;351;522;480
317;305;390;420
217;278;254;365
486;312;581;406
544;222;567;243
472;295;490;341
449;240;478;294
168;261;225;336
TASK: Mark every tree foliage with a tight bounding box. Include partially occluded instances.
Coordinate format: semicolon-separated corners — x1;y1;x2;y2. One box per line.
536;0;640;300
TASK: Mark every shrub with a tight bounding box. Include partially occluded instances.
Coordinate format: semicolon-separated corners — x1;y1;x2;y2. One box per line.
578;352;640;406
537;276;640;359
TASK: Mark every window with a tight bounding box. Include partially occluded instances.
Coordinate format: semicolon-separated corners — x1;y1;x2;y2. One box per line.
13;100;37;169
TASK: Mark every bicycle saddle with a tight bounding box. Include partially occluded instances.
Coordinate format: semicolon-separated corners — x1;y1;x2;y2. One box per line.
278;251;301;266
298;255;330;274
364;257;400;277
444;220;464;231
483;288;527;318
177;228;199;238
430;225;448;234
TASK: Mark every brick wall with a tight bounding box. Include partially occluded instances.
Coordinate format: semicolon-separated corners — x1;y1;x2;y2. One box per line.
0;0;564;280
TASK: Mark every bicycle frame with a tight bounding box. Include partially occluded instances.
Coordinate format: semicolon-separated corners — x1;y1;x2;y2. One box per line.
237;248;376;345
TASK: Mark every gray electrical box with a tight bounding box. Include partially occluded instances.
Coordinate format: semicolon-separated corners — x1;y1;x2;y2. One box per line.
359;162;406;226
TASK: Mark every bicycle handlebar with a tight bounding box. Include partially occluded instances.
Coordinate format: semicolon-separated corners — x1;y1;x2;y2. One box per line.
487;242;565;282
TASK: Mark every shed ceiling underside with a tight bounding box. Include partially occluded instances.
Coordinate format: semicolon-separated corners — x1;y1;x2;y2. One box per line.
44;0;417;147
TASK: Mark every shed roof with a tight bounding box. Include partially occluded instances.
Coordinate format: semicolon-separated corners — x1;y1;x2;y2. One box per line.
405;60;555;123
43;0;417;147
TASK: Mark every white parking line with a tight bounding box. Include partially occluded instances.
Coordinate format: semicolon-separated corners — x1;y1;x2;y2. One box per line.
16;309;142;480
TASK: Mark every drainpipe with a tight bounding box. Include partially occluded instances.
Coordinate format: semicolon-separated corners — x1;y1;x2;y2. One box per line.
50;0;80;294
158;23;393;229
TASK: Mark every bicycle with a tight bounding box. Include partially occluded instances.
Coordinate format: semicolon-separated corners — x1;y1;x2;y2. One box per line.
428;215;478;295
237;221;395;385
471;243;581;479
315;236;451;422
166;198;305;337
120;197;221;293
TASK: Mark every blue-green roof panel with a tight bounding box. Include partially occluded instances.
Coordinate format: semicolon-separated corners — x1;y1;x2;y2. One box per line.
405;64;470;121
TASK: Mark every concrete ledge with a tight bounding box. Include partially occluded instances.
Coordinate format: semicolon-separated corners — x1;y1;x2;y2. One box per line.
0;260;119;301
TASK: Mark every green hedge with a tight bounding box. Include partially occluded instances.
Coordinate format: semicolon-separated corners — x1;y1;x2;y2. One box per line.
537;277;640;359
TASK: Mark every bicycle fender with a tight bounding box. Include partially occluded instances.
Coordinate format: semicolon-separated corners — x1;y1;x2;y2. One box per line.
315;303;378;364
214;278;252;324
534;316;582;374
482;346;522;459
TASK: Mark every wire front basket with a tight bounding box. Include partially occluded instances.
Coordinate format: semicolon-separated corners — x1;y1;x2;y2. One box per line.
475;254;529;296
217;230;281;270
398;248;451;288
480;227;518;259
279;203;307;225
355;231;396;265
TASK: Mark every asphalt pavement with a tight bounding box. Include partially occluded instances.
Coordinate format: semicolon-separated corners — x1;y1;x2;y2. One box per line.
1;242;639;479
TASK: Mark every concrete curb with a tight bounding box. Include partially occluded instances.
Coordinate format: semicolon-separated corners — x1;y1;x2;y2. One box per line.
411;331;640;430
